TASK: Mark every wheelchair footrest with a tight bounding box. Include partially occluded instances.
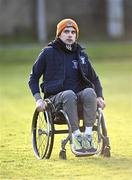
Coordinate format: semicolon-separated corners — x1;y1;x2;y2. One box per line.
71;146;99;157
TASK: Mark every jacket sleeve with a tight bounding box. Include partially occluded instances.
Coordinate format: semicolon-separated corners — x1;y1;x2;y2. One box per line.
28;49;46;96
87;58;103;98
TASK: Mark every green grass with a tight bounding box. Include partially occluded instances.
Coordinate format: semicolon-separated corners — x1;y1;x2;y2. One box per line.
0;44;132;180
0;42;132;62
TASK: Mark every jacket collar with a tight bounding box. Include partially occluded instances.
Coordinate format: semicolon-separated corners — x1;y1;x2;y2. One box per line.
48;38;85;53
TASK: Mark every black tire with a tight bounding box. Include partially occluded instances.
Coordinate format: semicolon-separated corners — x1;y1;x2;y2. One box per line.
92;109;107;155
31;108;54;159
99;109;111;157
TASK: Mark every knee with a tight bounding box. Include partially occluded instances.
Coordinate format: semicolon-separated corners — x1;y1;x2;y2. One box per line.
62;90;77;102
83;88;96;101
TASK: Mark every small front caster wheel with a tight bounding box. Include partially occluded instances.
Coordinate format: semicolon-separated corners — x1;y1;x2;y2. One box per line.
103;146;111;157
59;149;67;160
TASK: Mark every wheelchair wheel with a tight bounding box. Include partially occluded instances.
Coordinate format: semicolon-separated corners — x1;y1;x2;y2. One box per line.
32;108;54;159
87;108;111;157
89;123;103;156
97;108;111;157
100;112;111;157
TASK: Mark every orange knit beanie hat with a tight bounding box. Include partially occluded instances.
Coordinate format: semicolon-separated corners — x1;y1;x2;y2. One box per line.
56;18;79;39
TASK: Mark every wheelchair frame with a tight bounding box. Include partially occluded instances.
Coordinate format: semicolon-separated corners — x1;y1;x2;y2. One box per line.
31;99;111;160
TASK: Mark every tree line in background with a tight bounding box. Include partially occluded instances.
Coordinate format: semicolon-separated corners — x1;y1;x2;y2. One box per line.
0;0;131;43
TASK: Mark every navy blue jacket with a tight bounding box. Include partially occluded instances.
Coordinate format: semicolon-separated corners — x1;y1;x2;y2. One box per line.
28;41;103;98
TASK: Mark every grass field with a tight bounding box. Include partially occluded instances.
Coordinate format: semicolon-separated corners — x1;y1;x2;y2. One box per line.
0;43;132;180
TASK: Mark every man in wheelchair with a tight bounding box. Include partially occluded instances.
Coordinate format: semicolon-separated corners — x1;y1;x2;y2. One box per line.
28;18;105;155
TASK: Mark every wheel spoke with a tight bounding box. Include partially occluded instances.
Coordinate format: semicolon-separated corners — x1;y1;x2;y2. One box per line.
36;112;50;157
37;133;47;157
32;109;54;159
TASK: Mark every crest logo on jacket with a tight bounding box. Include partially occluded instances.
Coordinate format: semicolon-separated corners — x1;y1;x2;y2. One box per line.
80;56;86;64
72;60;78;69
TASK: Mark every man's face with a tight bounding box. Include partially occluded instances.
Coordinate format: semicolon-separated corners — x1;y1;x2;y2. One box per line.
59;27;76;45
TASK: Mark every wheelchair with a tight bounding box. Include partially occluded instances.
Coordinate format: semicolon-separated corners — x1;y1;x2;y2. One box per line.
31;98;111;160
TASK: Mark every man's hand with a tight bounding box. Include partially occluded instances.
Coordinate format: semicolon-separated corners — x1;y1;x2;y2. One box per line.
97;97;106;109
36;99;47;112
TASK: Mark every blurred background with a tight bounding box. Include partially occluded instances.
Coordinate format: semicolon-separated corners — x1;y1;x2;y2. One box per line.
0;0;132;44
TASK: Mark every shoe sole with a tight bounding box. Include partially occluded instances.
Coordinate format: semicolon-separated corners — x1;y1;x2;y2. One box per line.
71;144;98;157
